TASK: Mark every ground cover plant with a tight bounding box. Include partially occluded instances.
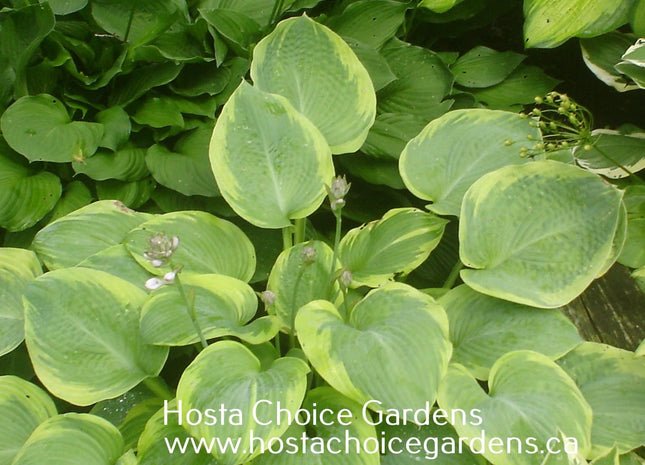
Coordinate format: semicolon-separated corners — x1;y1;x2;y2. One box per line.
0;0;645;464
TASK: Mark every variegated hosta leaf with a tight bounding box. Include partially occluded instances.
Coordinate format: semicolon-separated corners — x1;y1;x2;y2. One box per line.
251;387;379;465
11;413;123;465
557;342;645;458
618;185;645;269
580;32;640;92
339;207;447;287
267;241;341;333
438;351;593;465
23;268;169;406
459;160;623;308
250;14;375;154
140;273;279;345
399;109;541;217
176;340;310;465
439;285;582;380
209;81;334;228
574;129;645;178
137;399;218;465
77;244;152;291
296;283;452;414
32;200;153;270
616;39;645;89
0;376;57;465
125;210;256;282
523;0;634;49
0;248;42;357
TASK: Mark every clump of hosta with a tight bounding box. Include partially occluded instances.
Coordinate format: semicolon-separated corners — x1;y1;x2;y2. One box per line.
518;92;594;157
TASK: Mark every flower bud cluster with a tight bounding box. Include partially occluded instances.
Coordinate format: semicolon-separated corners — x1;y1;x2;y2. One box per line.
327;175;351;212
517;92;593;158
144;233;179;267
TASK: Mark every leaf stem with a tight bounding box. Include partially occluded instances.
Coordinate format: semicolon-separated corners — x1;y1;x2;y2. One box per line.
289;266;306;350
443;260;464;289
282;225;293;250
294;218;306;244
175;274;208;350
327;209;343;298
143;377;173;400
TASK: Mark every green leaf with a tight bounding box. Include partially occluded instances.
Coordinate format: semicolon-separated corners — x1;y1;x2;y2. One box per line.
0;376;57;465
250;15;376;154
296;283;452;413
438;351;592;465
557;342;645;457
452;46;525;88
95;106;131;151
419;0;467;13
632;266;645;294
199;8;262;55
524;0;633;48
459;160;623;308
77;244;152;291
96;177;156;209
378;39;453;121
141;273;279;345
439;285;582;380
267;241;342;333
574;129;645;178
616;39;645;89
340;154;405;189
632;0;645;36
170;62;232;97
90;0;180;46
33;200;153;270
176;340;309;464
345;39;397;92
24;268;169;405
147;123;219;197
124;210;256;281
210;81;334;228
198;0;289;27
378;418;487;465
109;62;183;107
339;207;447;287
0;3;55;98
73;144;148;181
361;112;434;160
0;248;41;357
619;185;645;269
469;64;560;110
399;109;541;217
325;0;409;49
137;399;218;465
132;96;184;129
0;94;103;162
251;387;379;465
0;138;61;231
11;413;123;465
44;0;88;15
580;32;640;92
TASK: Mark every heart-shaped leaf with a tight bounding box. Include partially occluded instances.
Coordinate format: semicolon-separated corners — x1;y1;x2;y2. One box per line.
0;138;61;231
251;387;379;465
438;351;592;465
0;94;103;163
296;283;451;413
77;244;153;291
0;376;57;465
459;160;623;308
339;207;447;287
72;144;148;181
137;399;218;465
96;106;131;151
33;200;153;270
0;248;42;357
267;241;341;333
124;210;256;282
557;342;645;457
250;15;376;154
141;273;279;345
574;129;645;179
210;81;334;228
146;123;219;197
452;46;525;88
24;268;169;405
399;109;541;216
11;413;123;465
176;341;310;465
439;285;582;380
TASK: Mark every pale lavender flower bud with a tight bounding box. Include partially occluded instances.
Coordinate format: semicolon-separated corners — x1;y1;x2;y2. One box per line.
260;290;276;306
339;269;353;288
300;245;317;265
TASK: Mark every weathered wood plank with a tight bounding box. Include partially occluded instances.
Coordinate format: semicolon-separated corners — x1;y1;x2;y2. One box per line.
564;264;645;351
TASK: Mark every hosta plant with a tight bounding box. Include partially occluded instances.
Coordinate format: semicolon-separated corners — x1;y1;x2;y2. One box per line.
1;1;644;465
